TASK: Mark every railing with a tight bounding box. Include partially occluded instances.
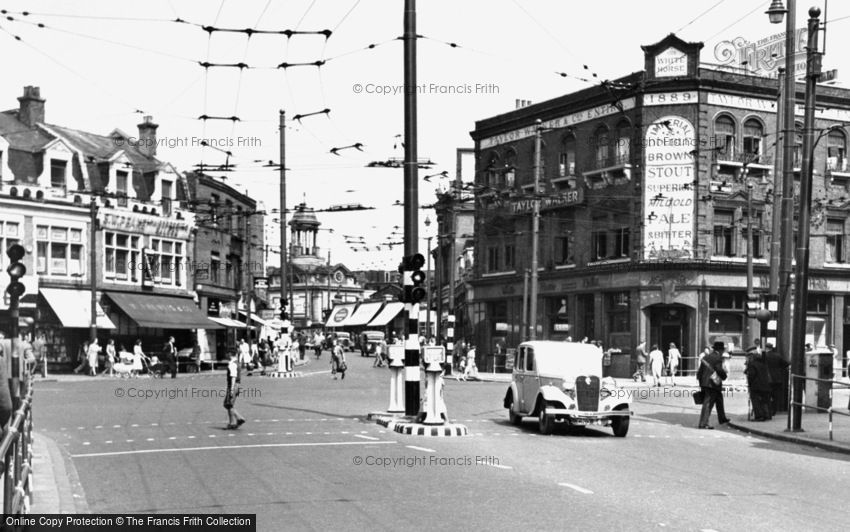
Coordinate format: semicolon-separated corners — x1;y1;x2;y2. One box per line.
788;373;850;441
0;374;33;515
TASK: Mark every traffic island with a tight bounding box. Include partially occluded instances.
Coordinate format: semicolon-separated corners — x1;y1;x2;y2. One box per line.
370;414;469;437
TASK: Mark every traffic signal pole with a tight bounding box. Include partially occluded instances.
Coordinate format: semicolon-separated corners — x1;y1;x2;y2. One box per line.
279;110;288;320
90;196;98;343
402;0;420;416
6;244;27;409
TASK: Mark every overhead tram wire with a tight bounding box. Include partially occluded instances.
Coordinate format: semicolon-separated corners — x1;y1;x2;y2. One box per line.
674;0;728;33
228;0;274;141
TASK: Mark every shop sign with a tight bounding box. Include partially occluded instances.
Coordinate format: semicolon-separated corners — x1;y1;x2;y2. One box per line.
259;309;275;320
479;98;636;149
654;47;688;77
494;322;509;332
253;277;269;289
713;29;808;78
643;115;696;260
506;188;583;214
207;299;220;316
100;211;191;240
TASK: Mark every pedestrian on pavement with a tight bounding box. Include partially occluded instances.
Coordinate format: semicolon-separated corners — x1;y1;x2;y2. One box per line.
32;332;47;378
697;341;730;429
456;355;467;381
666;343;682;386
313;331;324;358
0;336;12;427
331;340;346;380
298;331;307;361
648;344;664;387
464;345;478;380
633;341;647;382
373;340;384;368
224;351;246;430
73;341;90;374
238;338;251;369
104;339;116;377
744;346;772;421
764;343;788;417
132;339;145;377
162;336;177;378
86;339;100;376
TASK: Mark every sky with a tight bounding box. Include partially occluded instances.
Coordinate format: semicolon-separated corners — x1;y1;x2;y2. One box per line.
1;0;848;270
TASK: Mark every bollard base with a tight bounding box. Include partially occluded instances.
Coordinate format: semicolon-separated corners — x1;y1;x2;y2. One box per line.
370;415;468;437
266;371;302;378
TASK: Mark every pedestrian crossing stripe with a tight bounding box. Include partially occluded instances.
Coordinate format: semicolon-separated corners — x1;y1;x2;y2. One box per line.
393;424;468;437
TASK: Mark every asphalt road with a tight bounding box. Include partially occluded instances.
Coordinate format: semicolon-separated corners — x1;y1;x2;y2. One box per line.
34;352;849;531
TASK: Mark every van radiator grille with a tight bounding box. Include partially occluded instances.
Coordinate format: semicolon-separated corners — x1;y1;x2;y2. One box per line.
575;376;600;411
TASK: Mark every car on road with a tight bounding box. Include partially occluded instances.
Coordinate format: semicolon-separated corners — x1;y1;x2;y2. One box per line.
503;341;632;437
332;332;354;352
358;331;385;356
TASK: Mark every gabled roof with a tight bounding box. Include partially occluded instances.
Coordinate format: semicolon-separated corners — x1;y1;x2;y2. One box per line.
47;123;159;173
0;110;53;151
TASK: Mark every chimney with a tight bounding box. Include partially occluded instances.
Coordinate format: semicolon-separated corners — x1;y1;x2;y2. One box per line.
17;86;45;127
136;115;159;157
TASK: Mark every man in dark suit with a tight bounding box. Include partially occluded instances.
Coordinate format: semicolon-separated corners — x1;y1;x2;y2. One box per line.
697;341;729;429
764;343;789;417
745;347;772;420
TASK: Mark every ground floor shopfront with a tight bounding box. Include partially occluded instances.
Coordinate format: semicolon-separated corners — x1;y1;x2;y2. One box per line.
10;286;222;371
469;263;850;378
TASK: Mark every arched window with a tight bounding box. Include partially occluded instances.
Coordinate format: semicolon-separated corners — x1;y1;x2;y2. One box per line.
743;118;764;157
827;129;847;172
559;134;576;177
593;125;609;166
714;115;736;157
615;120;631;163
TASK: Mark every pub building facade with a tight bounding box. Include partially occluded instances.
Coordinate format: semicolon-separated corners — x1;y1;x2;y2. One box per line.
0;86;218;370
468;34;850;377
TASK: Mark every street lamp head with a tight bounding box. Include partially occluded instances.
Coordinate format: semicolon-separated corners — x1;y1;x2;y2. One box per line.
765;0;787;24
424;215;431;227
808;6;820;18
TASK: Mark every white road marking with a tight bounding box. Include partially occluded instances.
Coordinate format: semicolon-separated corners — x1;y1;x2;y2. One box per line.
354;434;380;441
95;426;103;429
558;482;594;495
71;440;397;458
168;437;176;440
105;441;112;444
146;438;155;442
82;442;90;446
406;445;436;453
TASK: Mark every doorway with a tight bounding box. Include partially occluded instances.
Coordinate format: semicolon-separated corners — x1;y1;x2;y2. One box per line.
649;305;691;374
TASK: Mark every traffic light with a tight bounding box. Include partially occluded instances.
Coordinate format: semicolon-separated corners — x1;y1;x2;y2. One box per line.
745;293;760;318
398;253;426;304
280;303;289;321
5;244;26;299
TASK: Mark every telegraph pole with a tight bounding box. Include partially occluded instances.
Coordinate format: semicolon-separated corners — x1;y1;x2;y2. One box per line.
402;0;420;416
768;69;784;301
777;0;797;370
745;180;754;349
529;120;542;340
89;195;98;343
279;110;288;318
790;7;822;432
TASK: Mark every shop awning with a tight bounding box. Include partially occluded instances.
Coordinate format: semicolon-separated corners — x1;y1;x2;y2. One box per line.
325;303;357;328
208;317;246;328
366;302;404;327
40;288;116;329
237;311;272;327
106;292;222;329
337;301;384;327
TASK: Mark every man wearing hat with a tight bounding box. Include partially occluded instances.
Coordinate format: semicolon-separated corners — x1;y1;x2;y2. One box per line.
697;341;730;429
744;346;772;421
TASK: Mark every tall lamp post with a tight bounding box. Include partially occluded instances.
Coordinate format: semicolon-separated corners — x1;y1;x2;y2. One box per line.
424;216;433;342
766;0;797;388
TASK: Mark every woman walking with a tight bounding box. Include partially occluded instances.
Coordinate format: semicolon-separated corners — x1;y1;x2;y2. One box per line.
648;344;664;387
132;339;146;378
224;351;246;429
331;340;347;380
104;339;117;377
86;339;100;376
666;342;681;386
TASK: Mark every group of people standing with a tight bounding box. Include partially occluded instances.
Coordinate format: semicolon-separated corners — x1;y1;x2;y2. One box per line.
73;337;178;378
633;341;682;385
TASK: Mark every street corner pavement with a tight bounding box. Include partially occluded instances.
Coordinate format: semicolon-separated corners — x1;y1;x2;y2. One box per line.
728;410;850;455
30;431;90;514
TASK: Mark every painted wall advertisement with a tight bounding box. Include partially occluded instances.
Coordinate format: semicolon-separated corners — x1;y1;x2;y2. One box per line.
643;116;696;260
